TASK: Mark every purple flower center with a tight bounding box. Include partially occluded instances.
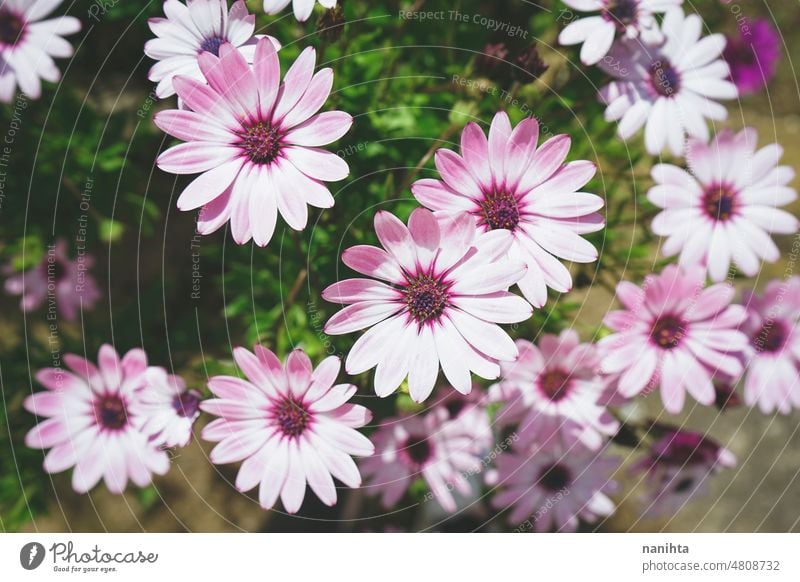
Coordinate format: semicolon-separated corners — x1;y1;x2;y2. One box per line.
199;36;227;56
650;60;682;97
95;394;129;431
538;369;571;402
652;431;722;468
47;258;68;282
752;319;788;353
538;462;571;492
478;191;520;231
650;315;686;349
0;9;25;47
445;398;466;418
273;396;310;438
405;274;449;324
173;390;201;418
402;436;432;467
673;475;696;493
604;0;639;31
702;184;738;222
239;122;282;164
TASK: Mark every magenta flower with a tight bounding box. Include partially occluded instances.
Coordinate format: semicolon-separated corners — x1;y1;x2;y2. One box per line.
200;346;373;513
411;111;603;308
130;367;201;447
648;128;798;282
263;0;335;23
4;239;101;322
24;345;170;494
599;8;737;155
145;0;281;99
740;278;800;414
0;0;80;102
323;208;532;401
492;442;619;531
724;19;781;96
558;0;681;65
600;265;748;413
492;330;618;451
155;37;352;246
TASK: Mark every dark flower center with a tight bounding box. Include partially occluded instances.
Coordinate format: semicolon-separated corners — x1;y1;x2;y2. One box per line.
538;462;571;492
478;191;520;231
751;320;788;353
604;0;638;30
673;476;695;493
0;9;25;47
653;430;721;467
650;60;682;97
538;369;571;402
273;397;310;438
199;36;227;56
239;122;282;164
445;399;466;419
95;394;129;431
403;436;432;466
650;315;686;349
702;184;738;221
173;390;201;418
405;274;449;325
47;258;67;282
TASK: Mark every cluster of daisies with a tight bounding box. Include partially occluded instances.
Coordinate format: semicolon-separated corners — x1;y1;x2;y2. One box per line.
11;0;799;530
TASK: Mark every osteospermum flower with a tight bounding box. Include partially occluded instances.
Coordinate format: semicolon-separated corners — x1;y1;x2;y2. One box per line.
145;0;281;99
739;278;800;414
4;239;100;321
724;19;781;96
155;37;352;246
492;442;619;531
130;367;201;447
599;265;748;413
492;330;619;451
0;0;80;102
200;346;373;513
263;0;335;23
647;127;798;282
598;8;737;155
322;208;532;402
24;345;170;494
430;385;493;455
411;111;603;308
558;0;682;65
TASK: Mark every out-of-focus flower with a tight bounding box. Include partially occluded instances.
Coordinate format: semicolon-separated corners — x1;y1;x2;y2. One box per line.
647;128;798;282
598;8;737;155
323;208;532;401
316;2;345;43
155;38;352;247
201;346;373;513
713;382;742;411
600;265;748;413
474;42;512;84
4;239;101;322
264;0;335;23
429;385;493;455
0;0;81;102
130;367;201;447
412;111;603;308
512;43;548;82
723;19;780;96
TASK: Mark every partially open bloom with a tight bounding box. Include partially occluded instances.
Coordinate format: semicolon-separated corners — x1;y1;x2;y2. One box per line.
145;0;281;99
558;0;682;65
200;346;373;513
600;265;748;413
4;239;101;322
412;111;603;308
740;278;800;414
492;330;619;451
155;37;352;246
724;19;780;96
24;345;170;494
130;367;201;447
263;0;335;23
599;8;737;155
0;0;80;102
648;128;798;281
631;428;736;517
492;442;619;531
323;208;532;401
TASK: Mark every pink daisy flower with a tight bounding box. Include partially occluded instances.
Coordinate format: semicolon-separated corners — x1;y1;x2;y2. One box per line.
4;238;101;322
200;346;373;513
558;0;682;65
130;367;201;447
429;385;493;456
492;330;619;451
24;345;170;494
740;278;800;414
322;208;532;402
491;442;619;531
263;0;335;23
648;127;798;282
145;0;281;99
155;37;352;247
598;8;737;155
411;111;604;308
0;0;80;102
599;265;748;413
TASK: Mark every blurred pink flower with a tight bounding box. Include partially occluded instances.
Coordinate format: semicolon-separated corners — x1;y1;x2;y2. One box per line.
429;385;493;456
648;128;798;282
24;345;170;494
724;19;781;96
200;346;373;513
412;111;603;308
145;0;281;99
323;208;532;401
155;37;352;246
130;367;201;447
263;0;335;23
4;239;101;322
0;0;80;102
600;265;748;413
